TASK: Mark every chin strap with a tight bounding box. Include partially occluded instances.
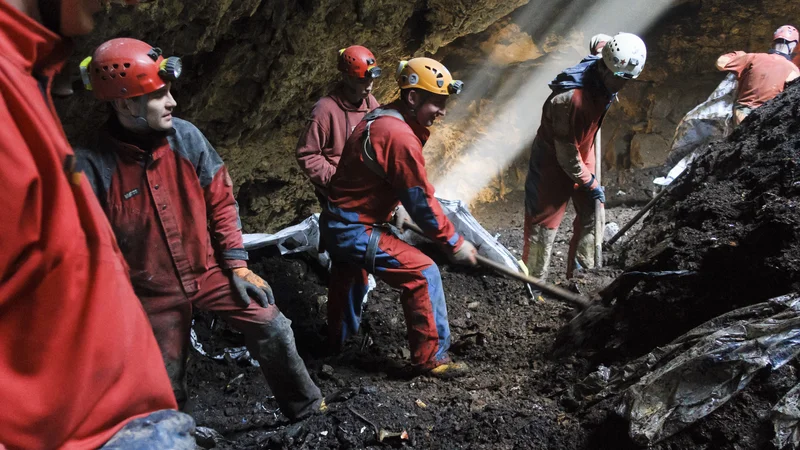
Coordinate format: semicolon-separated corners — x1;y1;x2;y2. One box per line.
127;95;160;132
768;48;792;61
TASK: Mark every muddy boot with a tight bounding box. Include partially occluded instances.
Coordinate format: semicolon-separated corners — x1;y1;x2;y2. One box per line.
420;356;470;379
525;225;558;280
246;313;324;421
567;199;596;279
427;360;469;379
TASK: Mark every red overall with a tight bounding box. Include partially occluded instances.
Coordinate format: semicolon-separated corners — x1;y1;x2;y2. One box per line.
720;51;800;108
0;3;176;448
523;62;613;280
78;117;322;420
321;101;463;370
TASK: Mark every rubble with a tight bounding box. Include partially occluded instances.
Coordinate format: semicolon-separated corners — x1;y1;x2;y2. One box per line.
558;81;800;448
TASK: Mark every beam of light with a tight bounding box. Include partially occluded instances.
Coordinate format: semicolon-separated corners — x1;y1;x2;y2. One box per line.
432;0;677;204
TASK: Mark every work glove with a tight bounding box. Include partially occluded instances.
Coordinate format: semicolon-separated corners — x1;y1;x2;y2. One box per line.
583;174;606;203
449;240;478;266
231;267;275;308
589;185;605;203
393;204;412;229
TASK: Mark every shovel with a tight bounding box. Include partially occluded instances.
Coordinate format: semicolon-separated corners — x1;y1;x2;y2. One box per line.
594;129;604;269
399;221;590;310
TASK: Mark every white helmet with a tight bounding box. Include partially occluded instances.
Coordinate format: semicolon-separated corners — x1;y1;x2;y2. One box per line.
602;32;647;79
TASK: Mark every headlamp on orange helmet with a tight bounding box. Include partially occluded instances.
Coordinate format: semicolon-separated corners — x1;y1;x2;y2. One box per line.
80;38;182;101
395;57;463;96
338;45;381;80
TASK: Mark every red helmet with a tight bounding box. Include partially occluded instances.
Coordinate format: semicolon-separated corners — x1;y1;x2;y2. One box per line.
81;38;182;101
774;25;799;43
337;45;381;80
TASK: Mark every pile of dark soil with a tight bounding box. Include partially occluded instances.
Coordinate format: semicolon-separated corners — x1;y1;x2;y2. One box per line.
554;82;800;449
559;81;800;362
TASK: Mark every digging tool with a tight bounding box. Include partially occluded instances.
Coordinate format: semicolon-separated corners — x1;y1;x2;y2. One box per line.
609;153;696;246
348;406;379;442
398;221;591;309
594;129;604;269
607;186;668;246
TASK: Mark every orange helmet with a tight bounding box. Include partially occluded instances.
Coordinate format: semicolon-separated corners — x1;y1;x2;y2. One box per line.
395;57;463;96
774;25;799;43
81;38;182;101
338;45;381;80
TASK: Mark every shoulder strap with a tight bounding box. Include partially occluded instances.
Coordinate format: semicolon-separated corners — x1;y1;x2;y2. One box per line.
361;108;406;182
363;107;405;122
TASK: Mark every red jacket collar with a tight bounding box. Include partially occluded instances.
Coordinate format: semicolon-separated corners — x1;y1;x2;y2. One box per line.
102;118;171;163
330;84;374;112
386;99;431;144
0;1;72;77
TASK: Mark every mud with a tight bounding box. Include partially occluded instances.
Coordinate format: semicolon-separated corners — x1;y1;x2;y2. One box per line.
189;252;584;448
555;82;800;448
186;196;637;449
558;81;800;363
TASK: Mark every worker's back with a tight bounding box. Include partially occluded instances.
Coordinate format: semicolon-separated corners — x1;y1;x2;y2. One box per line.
720;51;799;108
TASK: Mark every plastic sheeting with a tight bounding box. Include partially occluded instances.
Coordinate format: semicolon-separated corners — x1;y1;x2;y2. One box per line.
773;381;800;448
393;198;522;273
190;327;257;366
241;198;521;274
577;294;800;446
652;152;695;187
243;214;330;269
654;73;737;187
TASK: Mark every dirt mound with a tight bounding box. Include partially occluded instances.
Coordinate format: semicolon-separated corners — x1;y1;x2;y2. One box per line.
550;81;800;449
558;81;800;363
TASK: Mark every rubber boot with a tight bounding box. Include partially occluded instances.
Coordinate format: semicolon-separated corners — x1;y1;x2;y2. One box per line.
525;225;558;280
245;313;324;421
567;206;596;278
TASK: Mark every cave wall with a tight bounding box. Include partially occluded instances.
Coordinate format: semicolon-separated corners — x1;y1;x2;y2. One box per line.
421;0;800;206
57;0;800;231
57;0;527;232
600;0;800;203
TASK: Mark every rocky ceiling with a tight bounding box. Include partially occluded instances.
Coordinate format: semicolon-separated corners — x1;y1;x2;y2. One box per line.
56;0;800;232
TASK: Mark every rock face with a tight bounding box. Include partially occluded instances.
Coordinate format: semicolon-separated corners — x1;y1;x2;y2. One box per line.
56;0;527;231
56;0;800;231
629;133;670;169
422;0;800;207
